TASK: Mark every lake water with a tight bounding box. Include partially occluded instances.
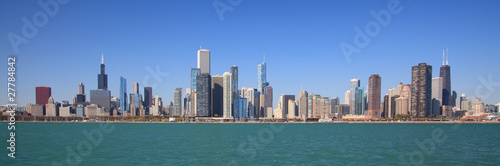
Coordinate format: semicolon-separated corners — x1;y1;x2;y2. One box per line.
1;122;499;165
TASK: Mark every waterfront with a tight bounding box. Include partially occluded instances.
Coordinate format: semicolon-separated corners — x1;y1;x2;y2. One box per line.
1;123;499;165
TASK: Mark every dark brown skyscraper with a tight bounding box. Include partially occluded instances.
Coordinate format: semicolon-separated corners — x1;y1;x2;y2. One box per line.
366;74;381;119
411;63;432;118
36;86;51;105
98;54;108;90
368;74;381;111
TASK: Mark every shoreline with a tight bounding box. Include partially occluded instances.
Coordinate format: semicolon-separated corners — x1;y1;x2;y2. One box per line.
3;120;500;124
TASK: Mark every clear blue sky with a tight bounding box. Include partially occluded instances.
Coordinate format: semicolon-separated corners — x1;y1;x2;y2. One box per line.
1;0;500;108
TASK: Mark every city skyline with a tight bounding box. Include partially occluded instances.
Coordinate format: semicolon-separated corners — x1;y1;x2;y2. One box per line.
1;0;500;107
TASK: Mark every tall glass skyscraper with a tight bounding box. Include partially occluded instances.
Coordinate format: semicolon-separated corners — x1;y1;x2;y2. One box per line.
173;88;182;116
355;87;365;115
120;77;128;114
231;66;239;119
350;79;360;115
258;59;266;92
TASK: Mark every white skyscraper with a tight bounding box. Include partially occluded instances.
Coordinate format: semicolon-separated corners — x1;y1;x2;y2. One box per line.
223;72;232;119
197;49;210;75
388;87;397;118
432;77;443;115
345;90;350;105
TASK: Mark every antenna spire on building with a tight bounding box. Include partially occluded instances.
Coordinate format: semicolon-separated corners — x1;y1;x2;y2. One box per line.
446;48;449;65
442;49;445;65
101;53;104;64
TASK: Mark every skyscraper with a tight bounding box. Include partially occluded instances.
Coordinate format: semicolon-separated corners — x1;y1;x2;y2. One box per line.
173;88;182;116
197;49;210;75
211;75;224;117
231;66;239;119
258;58;266;92
354;87;364;115
144;87;153;108
388;87;397;118
350;79;360;115
411;63;432;118
120;77;128;114
223;72;232;118
196;73;211;117
36;86;51;105
432;77;443;115
440;49;451;106
367;74;381;118
330;97;339;115
281;95;295;118
98;54;108;90
133;81;139;94
299;90;308;118
344;90;350;105
264;85;273;118
78;82;85;95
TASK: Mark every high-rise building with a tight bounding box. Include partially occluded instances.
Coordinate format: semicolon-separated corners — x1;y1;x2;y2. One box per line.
196;73;211;117
211;75;223;117
460;94;472;111
350;79;360;115
367;74;381;118
78;82;85;95
440;49;451;106
397;82;403;96
387;87;397;118
258;58;266;92
288;99;296;119
36;86;52;105
223;72;232;119
90;89;111;112
184;89;191;117
411;63;432;118
244;87;257;119
231;66;239;119
120;77;128;114
278;95;295;118
98;54;108;90
431;77;443;115
395;84;411;116
197;49;210;75
354;87;364;115
330;97;339;115
298;90;308;118
133;81;139;94
144;87;153;108
235;98;247;120
472;98;484;114
173;88;182;116
344;90;350;105
264;86;273;118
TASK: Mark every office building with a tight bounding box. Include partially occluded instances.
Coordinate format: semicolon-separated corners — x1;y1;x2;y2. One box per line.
144;86;153;108
440;49;451;106
196;73;211;117
197;49;210;75
472;98;484;114
330;97;339;115
212;75;223;117
354;87;364;115
90;89;111;113
298;90;308;118
350;79;360;115
36;86;51;105
367;74;381;119
173;88;182;116
258;58;266;92
460;94;472;111
120;77;127;114
98;54;108;90
411;63;432;118
231;66;239;119
223;72;232;119
432;77;443;115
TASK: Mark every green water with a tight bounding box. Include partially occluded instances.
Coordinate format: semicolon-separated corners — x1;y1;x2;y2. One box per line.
1;123;499;165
